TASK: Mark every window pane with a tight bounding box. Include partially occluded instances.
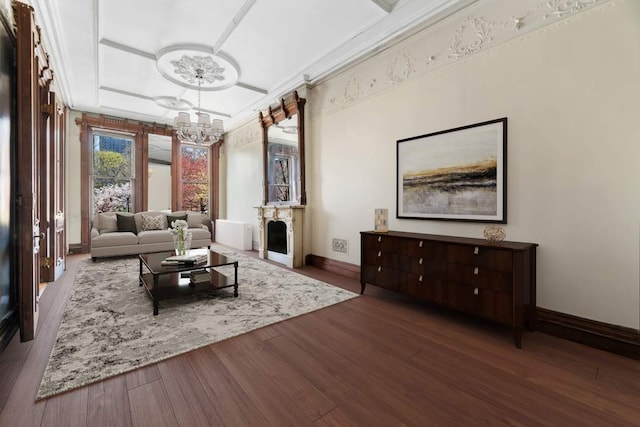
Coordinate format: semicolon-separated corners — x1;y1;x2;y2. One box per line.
93;135;133;178
93;179;132;213
180;145;209;213
92;135;135;214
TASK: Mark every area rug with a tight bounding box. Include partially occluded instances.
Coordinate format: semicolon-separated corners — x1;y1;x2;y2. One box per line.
36;245;358;400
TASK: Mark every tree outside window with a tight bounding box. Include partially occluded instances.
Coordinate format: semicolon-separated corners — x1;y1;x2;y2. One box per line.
91;134;135;214
181;145;209;213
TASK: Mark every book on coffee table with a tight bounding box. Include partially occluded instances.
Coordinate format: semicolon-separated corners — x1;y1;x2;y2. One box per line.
161;254;208;266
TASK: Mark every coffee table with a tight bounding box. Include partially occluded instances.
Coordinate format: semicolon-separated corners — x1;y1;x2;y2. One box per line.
139;249;238;315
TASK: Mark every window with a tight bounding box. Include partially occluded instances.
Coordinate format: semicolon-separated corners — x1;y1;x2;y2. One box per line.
180;144;209;213
91;134;135;214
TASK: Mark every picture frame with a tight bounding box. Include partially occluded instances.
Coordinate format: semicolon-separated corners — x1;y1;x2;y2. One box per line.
396;118;507;223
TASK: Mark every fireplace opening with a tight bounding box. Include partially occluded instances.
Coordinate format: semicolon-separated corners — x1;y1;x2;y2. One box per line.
267;220;287;254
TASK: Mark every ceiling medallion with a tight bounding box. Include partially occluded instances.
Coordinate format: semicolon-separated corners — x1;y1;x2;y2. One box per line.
171;56;225;85
153;96;192;111
155;44;240;91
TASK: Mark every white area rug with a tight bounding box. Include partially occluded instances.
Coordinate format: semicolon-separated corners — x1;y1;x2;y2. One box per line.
37;245;357;399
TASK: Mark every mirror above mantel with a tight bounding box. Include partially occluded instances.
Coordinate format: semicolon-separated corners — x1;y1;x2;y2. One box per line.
259;91;306;206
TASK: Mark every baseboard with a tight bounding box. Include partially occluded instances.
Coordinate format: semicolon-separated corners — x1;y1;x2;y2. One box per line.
305;254;360;281
68;243;86;254
536;308;639;360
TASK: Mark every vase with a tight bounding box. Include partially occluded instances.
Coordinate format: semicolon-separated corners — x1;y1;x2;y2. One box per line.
173;230;192;255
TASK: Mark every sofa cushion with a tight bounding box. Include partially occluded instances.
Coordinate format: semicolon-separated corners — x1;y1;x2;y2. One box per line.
167;213;187;228
188;227;211;241
137;229;173;245
117;212;137;234
97;212;118;234
187;212;207;228
141;213;167;231
91;232;138;248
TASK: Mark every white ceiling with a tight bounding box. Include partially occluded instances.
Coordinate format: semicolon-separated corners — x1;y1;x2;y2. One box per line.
30;0;476;131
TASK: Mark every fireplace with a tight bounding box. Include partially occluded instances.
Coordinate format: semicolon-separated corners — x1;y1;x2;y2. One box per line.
267;221;287;254
256;205;304;268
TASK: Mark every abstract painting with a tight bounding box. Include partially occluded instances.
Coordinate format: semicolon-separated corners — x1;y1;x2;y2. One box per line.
396;118;507;222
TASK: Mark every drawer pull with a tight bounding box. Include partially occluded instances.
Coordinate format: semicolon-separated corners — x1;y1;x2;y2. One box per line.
378;251;382;257
474;287;479;295
378;236;382;242
377;266;382;272
419;275;423;282
419;241;423;248
419;258;423;265
474;267;479;275
474;246;479;255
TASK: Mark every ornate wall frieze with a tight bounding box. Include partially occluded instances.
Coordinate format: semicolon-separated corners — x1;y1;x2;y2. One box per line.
227;121;261;151
544;0;599;19
448;17;495;59
311;0;613;118
387;52;417;83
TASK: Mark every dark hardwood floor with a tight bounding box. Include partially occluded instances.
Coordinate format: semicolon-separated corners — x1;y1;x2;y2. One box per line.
1;252;639;426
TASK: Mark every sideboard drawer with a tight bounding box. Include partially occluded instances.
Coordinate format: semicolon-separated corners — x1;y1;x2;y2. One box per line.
363;250;399;268
447;283;513;325
447;244;513;272
446;264;513;293
399;239;447;260
397;254;447;277
362;264;398;288
362;234;400;252
401;272;446;304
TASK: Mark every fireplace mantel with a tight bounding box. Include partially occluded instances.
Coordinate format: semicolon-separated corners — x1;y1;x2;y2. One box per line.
256;205;305;268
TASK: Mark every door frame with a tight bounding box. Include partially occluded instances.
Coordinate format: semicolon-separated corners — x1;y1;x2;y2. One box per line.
15;2;53;341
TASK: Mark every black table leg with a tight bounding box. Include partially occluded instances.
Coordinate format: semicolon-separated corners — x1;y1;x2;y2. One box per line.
233;261;238;297
153;275;159;315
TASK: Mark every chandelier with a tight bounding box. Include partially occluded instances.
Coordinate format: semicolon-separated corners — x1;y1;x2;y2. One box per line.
174;68;223;145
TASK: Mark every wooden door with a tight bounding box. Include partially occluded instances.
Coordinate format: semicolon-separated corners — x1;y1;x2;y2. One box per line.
52;95;66;280
38;91;65;282
15;2;53;341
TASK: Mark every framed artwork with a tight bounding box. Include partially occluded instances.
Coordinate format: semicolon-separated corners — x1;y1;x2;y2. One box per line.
396;118;507;223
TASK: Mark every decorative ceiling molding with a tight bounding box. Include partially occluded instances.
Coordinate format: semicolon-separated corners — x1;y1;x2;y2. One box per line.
212;0;257;53
100;86;154;101
368;0;399;13
155;44;240;91
171;56;226;85
153;96;192;111
236;82;268;95
313;0;615;117
100;38;156;60
99;87;231;118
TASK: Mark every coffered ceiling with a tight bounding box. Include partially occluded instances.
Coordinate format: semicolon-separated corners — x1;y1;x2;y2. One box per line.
29;0;476;130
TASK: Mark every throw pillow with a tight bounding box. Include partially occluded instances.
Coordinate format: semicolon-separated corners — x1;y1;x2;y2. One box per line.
97;213;117;234
166;213;187;228
141;214;167;231
187;213;205;228
116;213;137;234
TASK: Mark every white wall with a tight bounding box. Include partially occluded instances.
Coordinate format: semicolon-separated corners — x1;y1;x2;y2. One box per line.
224;0;640;329
222;122;263;246
147;163;171;211
65;110;82;246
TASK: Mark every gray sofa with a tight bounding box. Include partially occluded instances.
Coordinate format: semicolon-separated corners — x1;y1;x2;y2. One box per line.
91;210;211;260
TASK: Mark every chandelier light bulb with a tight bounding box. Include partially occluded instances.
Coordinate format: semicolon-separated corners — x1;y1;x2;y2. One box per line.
173;68;223;145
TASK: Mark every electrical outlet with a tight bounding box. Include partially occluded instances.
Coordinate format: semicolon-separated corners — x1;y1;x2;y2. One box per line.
332;238;348;254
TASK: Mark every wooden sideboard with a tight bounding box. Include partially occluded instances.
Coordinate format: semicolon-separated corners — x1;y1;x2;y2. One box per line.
360;231;537;348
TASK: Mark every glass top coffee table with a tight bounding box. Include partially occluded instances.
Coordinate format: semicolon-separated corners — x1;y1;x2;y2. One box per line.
139;248;238;315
